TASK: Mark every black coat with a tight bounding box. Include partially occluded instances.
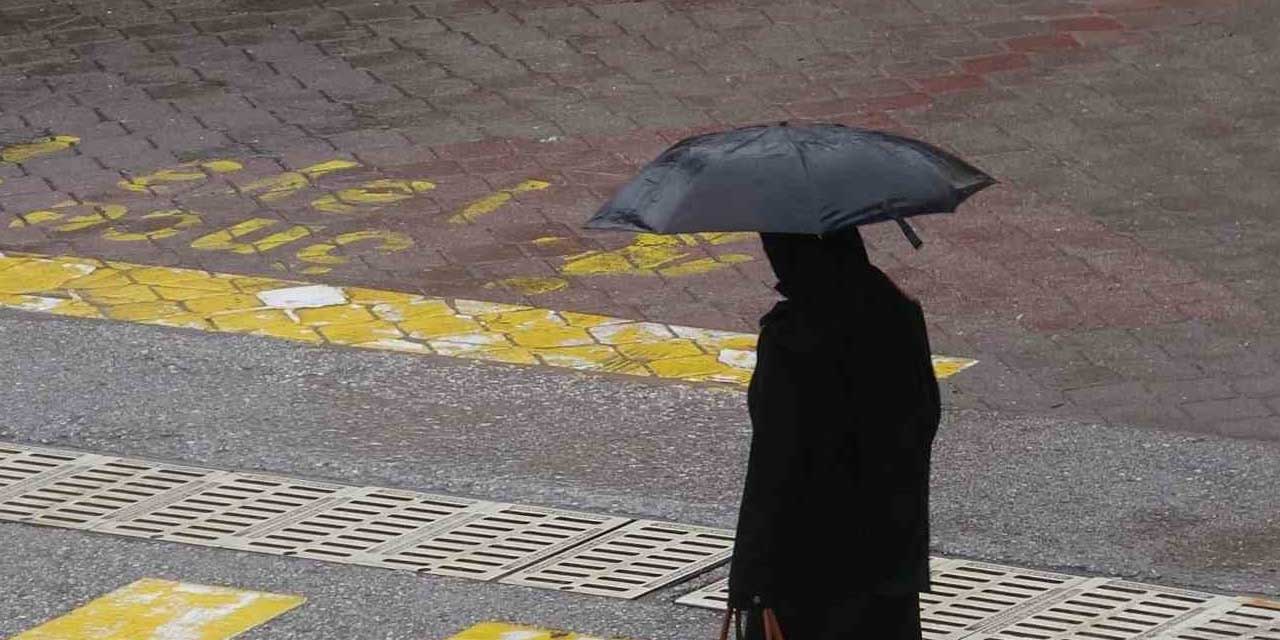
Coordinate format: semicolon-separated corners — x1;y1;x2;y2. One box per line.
728;232;941;609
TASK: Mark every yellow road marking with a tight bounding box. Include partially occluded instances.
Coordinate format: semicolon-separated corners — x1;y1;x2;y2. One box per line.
0;252;976;384
102;209;203;242
1;135;79;164
492;232;757;294
446;622;618;640
238;160;360;202
311;178;435;214
9;201;127;232
189;219;314;255
448;179;552;224
295;229;413;274
12;578;303;639
118;160;242;194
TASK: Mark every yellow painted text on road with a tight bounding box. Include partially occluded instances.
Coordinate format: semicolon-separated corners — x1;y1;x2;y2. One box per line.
9;201;126;232
311;178;435;214
0;252;976;385
118;160;242;194
493;232;756;295
239;160;360;201
1;135;79;164
13;578;302;640
448;179;552;224
447;622;618;640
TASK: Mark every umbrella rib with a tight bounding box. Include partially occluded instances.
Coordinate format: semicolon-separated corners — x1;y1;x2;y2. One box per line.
782;127;821;234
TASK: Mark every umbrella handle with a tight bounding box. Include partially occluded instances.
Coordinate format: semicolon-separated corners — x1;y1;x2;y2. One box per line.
893;216;924;249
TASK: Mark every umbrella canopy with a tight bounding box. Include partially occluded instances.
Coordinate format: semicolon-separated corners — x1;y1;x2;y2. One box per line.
585;123;995;247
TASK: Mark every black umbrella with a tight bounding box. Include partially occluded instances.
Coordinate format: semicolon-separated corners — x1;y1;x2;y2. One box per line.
585;123;995;248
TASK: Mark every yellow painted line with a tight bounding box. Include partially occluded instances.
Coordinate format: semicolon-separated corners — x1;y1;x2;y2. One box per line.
12;578;303;639
1;135;79;164
0;251;976;385
446;622;619;640
448;179;552;224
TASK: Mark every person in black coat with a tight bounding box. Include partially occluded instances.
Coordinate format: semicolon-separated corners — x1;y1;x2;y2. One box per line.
727;229;941;639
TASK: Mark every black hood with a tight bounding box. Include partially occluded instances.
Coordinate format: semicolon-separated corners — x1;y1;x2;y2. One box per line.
760;229;872;304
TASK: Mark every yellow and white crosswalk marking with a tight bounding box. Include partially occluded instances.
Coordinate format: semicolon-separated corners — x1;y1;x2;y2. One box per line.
0;251;977;384
13;579;303;639
446;622;617;640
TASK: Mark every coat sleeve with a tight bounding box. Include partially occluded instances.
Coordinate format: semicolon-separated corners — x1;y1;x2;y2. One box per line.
728;318;832;608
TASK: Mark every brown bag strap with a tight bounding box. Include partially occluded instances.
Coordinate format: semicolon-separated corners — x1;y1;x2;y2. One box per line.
763;609;787;640
716;607;786;640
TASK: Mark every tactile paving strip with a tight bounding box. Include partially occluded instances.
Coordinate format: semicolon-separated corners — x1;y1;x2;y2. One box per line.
500;520;735;599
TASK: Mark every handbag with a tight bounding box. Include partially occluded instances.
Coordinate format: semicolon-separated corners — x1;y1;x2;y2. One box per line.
718;607;787;640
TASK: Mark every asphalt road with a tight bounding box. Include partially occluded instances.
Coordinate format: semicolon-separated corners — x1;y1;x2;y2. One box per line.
1;307;1276;637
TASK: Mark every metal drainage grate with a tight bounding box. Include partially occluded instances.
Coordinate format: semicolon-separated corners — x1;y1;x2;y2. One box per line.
0;450;225;530
369;502;630;581
0;444;102;515
921;560;1093;639
675;560;1280;640
1169;599;1280;640
211;486;479;563
93;472;352;544
1;442;731;600
501;520;735;599
675;557;963;613
975;580;1246;640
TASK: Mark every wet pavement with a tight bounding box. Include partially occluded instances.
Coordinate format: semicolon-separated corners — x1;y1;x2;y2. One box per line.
1;0;1278;636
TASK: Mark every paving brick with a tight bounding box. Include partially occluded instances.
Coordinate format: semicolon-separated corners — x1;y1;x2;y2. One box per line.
1064;379;1156;407
1052;16;1128;31
1005;33;1082;52
962;53;1032;74
1211;416;1280;441
1233;375;1280;398
1183;397;1273;422
915;74;987;94
1100;403;1191;429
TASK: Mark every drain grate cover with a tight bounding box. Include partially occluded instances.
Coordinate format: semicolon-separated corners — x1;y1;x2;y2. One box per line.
973;580;1247;640
370;502;630;580
500;520;734;599
676;560;1278;640
1169;599;1280;640
5;441;1275;621
675;557;964;613
921;560;1094;639
93;472;349;544
216;486;480;562
0;449;225;530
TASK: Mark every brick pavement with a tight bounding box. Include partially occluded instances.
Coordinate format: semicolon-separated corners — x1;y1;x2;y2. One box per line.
0;0;1277;440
